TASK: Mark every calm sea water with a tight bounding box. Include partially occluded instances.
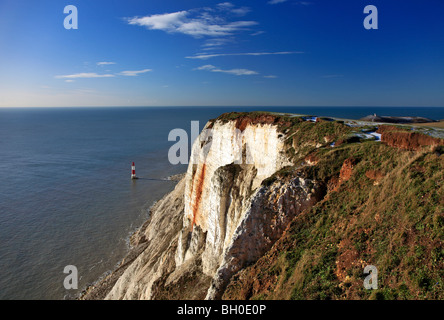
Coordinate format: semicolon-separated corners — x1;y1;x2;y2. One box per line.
0;106;443;300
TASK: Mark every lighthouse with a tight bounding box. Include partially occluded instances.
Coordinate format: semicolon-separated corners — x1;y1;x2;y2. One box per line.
131;162;138;180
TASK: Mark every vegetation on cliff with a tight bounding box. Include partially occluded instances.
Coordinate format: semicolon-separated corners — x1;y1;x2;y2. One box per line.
222;115;444;300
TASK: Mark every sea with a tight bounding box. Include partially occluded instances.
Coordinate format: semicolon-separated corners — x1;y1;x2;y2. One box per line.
0;106;443;300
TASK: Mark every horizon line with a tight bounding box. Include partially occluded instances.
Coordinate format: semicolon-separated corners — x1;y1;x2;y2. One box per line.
1;105;444;109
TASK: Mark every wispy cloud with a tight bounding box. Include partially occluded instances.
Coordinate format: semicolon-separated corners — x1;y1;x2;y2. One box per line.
268;0;288;4
231;7;251;16
216;2;250;16
55;73;115;79
186;51;302;60
55;68;152;80
264;75;278;78
268;0;312;5
217;2;235;9
196;64;258;76
97;61;116;66
126;4;257;38
251;31;265;36
296;1;314;6
201;37;235;50
119;69;153;76
128;11;187;32
217;2;234;8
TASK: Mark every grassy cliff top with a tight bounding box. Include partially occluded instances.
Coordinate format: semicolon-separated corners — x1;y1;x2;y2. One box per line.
208;111;444;139
223;134;444;300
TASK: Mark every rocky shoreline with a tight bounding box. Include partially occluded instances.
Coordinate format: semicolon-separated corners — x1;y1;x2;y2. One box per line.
79;173;186;300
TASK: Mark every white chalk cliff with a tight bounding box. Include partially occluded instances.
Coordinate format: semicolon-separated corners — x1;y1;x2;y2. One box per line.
99;115;325;300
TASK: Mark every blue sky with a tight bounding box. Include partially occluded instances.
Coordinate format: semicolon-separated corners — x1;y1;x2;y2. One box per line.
0;0;443;107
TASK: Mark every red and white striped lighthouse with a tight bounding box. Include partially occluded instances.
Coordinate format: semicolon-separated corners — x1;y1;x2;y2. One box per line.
131;162;138;180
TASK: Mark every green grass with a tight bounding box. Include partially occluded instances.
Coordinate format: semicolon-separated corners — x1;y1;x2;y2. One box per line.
224;136;444;300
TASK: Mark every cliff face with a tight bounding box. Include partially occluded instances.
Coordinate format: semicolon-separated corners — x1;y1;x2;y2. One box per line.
86;112;443;300
177;119;307;299
97;112;329;299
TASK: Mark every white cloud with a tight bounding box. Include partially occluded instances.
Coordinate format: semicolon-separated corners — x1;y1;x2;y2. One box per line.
128;11;188;32
196;64;258;76
202;37;235;50
264;75;278;78
186;51;302;60
55;69;152;80
126;5;257;38
268;0;287;4
55;73;115;79
217;2;250;15
97;62;116;66
217;2;235;9
231;7;251;16
197;65;217;71
119;69;153;76
297;1;313;6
